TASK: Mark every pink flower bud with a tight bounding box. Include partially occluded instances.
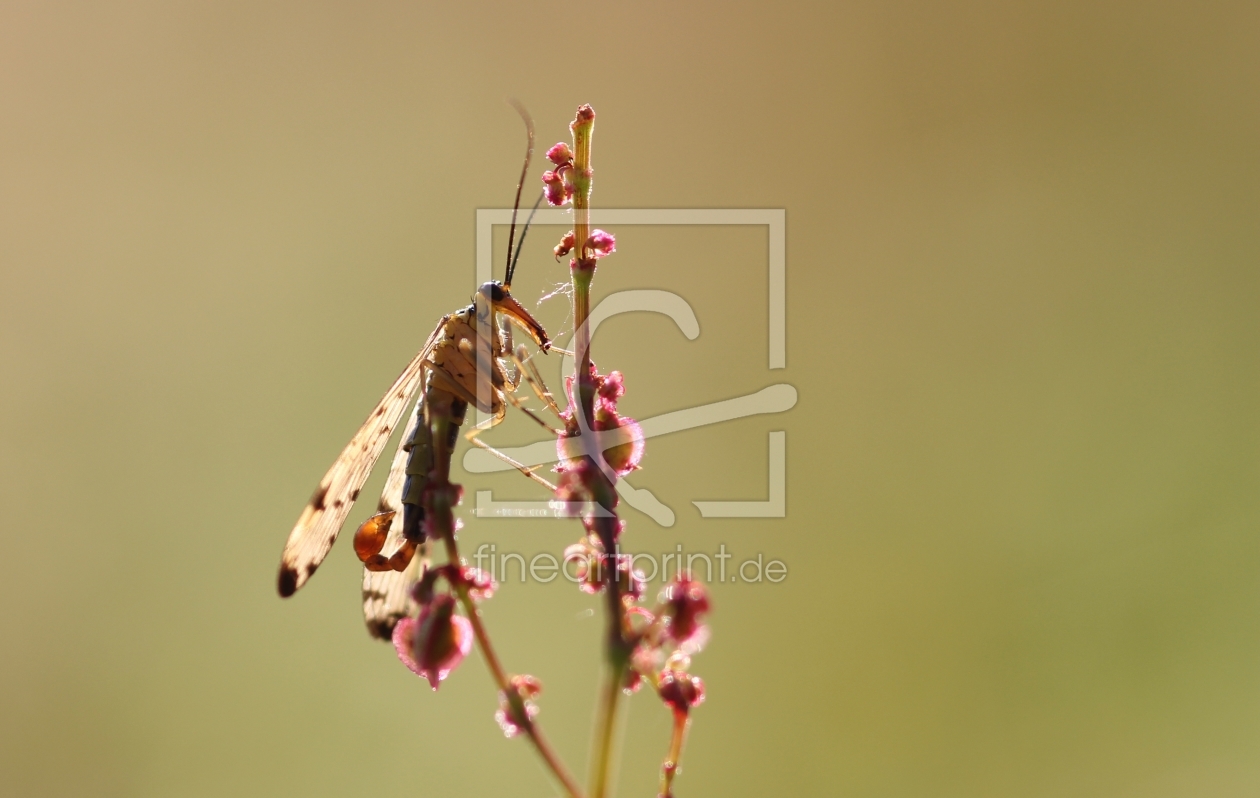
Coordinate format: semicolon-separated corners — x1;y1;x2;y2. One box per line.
597;370;626;403
459;566;497;601
585;229;615;258
564;539;606;594
545;142;573;165
620;561;646;603
556;366;643;478
661;574;710;644
553;466;591;515
658;669;705;713
594;411;644;477
581;562;605;595
623;667;644;695
542;169;568;207
392;594;472;690
554;230;575;261
627;605;656;630
409;570;441;605
495;675;543;737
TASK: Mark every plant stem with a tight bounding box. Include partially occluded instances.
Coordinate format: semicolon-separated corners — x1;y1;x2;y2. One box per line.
586;500;629;798
589;659;627;798
658;711;690;798
439;532;586;798
571;105;594;260
570;104;596;427
573;270;593;419
426;401;584;798
565;103;632;798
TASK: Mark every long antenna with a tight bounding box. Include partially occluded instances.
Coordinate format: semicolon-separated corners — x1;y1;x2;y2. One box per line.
509;191;546;280
504;99;535;289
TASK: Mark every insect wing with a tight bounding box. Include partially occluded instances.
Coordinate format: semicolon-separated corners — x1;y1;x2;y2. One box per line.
277;331;439;597
362;397;426;639
362;552;423;641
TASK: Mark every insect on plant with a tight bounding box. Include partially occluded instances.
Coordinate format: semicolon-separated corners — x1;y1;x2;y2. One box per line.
275;105;557;640
274;103;710;798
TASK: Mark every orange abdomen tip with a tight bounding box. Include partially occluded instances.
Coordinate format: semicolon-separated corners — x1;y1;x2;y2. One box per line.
352;511;395;563
387;540;418;571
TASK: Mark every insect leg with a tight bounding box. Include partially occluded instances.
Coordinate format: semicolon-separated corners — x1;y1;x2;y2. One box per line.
498;314;522;392
465;434;558;492
510;345;565;421
496;389;561;435
459;394;557;490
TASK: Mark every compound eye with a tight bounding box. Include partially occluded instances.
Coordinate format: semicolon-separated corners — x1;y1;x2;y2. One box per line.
487;282;506;302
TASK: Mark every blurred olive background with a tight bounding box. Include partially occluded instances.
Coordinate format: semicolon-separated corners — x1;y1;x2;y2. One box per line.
2;1;1257;796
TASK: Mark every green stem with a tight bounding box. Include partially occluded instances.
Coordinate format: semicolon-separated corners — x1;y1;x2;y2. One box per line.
658;711;690;798
571;105;594;265
590;660;627;798
570;105;596;427
573;269;594;425
565;103;631;798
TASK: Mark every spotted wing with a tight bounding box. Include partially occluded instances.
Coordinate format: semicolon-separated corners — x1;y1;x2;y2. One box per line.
362;396;426;639
277;328;441;597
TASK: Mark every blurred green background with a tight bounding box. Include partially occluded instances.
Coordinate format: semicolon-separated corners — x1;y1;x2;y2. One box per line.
2;1;1257;796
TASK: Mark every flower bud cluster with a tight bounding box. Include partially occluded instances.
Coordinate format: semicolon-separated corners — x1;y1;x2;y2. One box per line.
658;666;706;714
629;576;712;716
541;141;575;207
660;573;710;646
550;361;708;717
558;552;712;716
495;674;543;738
551;228;616;266
563;534;645;601
554;365;644;504
391;562;497;690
